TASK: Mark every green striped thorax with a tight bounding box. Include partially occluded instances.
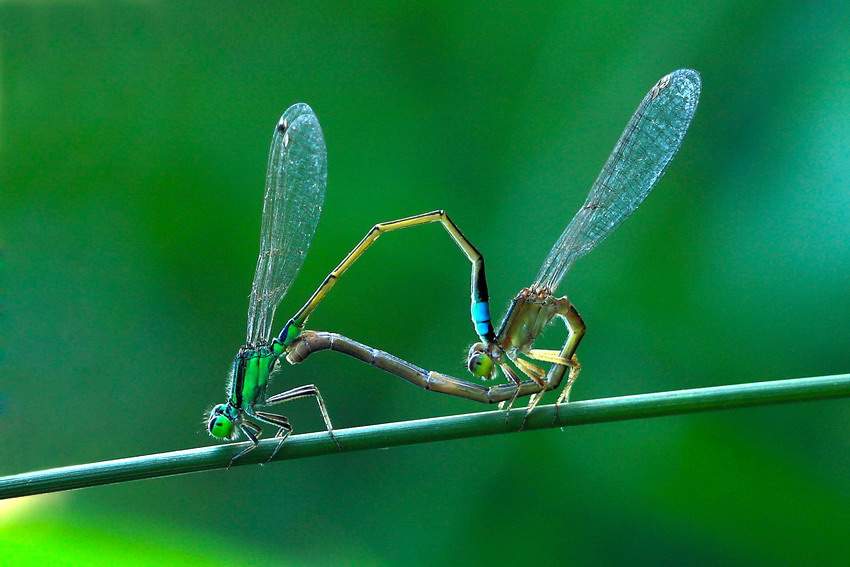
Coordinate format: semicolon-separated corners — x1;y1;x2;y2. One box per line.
206;338;288;440
207;320;304;440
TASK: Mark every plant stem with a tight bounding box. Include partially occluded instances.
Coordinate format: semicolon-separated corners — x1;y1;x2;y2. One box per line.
2;373;849;500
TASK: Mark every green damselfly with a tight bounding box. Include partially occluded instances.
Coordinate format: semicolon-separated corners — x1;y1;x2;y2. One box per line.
285;70;702;411
206;103;338;466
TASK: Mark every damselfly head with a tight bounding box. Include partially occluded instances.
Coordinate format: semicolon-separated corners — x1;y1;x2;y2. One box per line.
467;342;496;380
207;403;239;440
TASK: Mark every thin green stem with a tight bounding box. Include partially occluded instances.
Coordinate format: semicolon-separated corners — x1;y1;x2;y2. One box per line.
2;373;849;500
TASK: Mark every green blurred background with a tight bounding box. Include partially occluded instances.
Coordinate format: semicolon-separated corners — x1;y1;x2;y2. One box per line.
2;1;850;565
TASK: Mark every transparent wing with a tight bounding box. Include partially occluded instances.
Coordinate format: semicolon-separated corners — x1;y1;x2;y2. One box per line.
245;103;327;345
534;69;701;292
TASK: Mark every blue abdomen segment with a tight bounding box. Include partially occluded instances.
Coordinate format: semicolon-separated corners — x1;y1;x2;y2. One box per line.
471;300;493;339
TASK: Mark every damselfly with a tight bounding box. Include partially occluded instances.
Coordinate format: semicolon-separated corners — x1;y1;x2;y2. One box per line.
283;70;701;411
206;104;338;466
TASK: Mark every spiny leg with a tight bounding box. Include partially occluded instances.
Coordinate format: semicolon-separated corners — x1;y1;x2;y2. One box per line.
253;411;293;463
280;210;495;346
519;301;586;425
512;357;549;430
514;356;547;385
549;302;586;421
526;349;579;367
496;362;527;423
264;383;341;450
555;354;581;405
229;420;262;469
520;348;580;423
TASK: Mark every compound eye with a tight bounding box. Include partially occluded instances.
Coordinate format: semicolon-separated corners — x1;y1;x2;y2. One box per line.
207;405;234;439
467;343;495;378
208;416;234;439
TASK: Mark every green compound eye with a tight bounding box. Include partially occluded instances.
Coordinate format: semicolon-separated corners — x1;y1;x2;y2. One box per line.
208;405;234;439
467;347;494;378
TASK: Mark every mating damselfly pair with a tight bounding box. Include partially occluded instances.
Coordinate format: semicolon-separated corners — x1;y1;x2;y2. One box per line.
207;69;701;466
